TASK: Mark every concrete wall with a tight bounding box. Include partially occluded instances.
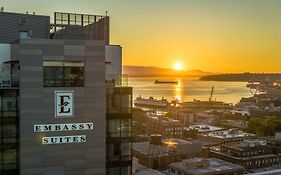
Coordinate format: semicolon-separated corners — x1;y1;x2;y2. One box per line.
0;12;50;43
13;39;106;175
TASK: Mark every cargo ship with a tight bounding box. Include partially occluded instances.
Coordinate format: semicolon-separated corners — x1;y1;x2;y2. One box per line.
154;80;178;84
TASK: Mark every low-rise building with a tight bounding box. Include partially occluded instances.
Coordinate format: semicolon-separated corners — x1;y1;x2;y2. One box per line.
168;157;245;175
188;125;224;133
133;136;202;169
198;128;254;144
146;113;185;138
210;139;281;169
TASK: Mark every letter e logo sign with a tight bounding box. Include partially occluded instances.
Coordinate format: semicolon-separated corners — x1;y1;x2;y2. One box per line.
55;91;74;118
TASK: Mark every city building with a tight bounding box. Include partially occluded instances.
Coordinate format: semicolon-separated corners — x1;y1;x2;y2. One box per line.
168;157;245;175
133;135;202;169
0;10;132;175
210;139;281;170
146;113;185;138
197;128;254;144
188;125;224;134
132;157;166;175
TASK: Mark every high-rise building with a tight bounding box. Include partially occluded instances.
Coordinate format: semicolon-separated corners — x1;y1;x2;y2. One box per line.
0;10;132;175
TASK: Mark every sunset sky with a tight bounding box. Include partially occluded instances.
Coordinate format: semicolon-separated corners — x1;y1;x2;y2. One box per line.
2;0;281;73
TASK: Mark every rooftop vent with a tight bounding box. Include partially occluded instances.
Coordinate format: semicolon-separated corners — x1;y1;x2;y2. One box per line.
150;134;162;145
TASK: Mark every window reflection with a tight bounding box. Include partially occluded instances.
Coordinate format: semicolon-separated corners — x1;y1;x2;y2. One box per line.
43;61;84;87
108;119;132;138
0;91;19;173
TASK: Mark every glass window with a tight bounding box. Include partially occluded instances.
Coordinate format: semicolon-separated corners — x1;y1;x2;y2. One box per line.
109;119;120;137
121;166;132;175
108;143;121;161
2;97;17;117
3;149;17;170
121;94;132;113
111;95;120;113
109;167;120;175
3;125;16;138
43;61;84;87
121;119;132;137
44;67;64;87
121;143;132;161
2;124;17;143
0;91;19;172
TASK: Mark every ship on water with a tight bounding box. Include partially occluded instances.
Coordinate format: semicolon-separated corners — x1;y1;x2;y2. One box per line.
134;96;169;107
154;79;178;84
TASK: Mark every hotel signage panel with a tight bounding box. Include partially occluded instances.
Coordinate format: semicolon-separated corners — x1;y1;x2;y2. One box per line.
34;123;94;132
42;135;86;145
55;91;74;118
34;91;94;145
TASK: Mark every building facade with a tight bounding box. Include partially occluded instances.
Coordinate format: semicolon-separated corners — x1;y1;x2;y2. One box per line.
0;10;132;175
210;139;281;170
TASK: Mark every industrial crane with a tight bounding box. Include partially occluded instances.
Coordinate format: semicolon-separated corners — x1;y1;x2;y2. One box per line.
209;86;214;102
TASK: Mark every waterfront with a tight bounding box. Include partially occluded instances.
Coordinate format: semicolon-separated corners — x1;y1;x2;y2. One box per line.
129;77;252;104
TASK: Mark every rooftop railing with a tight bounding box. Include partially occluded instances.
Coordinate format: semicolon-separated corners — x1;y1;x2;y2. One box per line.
0;74;19;88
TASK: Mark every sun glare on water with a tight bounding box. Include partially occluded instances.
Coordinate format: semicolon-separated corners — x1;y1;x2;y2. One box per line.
173;62;183;71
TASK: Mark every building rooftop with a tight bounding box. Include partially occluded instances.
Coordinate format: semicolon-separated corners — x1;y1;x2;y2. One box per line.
133;138;201;156
189;125;223;133
0;10;109;44
169;158;245;175
207;129;254;139
222;139;268;151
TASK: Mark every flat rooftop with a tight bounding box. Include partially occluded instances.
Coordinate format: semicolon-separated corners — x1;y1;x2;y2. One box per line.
133;139;201;156
223;142;268;151
170;158;244;175
207;129;254;139
189;125;223;133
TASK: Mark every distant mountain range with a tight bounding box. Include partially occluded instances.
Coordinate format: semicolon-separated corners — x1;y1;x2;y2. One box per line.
199;73;281;82
123;65;212;77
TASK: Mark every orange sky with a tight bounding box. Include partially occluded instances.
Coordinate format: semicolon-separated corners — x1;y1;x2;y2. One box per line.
3;0;281;73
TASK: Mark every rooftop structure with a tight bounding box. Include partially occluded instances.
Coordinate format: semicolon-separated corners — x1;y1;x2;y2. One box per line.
52;12;109;44
133;137;202;169
207;129;254;139
146;113;186;138
210;139;281;170
197;128;255;144
188;125;224;133
168;158;245;175
0;11;109;44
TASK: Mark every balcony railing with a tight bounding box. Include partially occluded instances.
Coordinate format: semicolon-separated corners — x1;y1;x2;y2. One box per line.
106;74;128;87
0;74;19;88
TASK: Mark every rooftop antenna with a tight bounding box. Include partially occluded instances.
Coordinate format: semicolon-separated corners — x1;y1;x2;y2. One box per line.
106;11;108;16
0;7;4;12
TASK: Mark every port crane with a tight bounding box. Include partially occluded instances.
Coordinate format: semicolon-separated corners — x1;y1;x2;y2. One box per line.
209;86;214;102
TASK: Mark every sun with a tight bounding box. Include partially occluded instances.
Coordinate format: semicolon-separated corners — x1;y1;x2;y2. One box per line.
173;62;183;71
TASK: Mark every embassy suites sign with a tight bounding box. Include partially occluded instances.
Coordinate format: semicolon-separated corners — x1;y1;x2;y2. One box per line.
34;123;94;132
34;91;94;145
